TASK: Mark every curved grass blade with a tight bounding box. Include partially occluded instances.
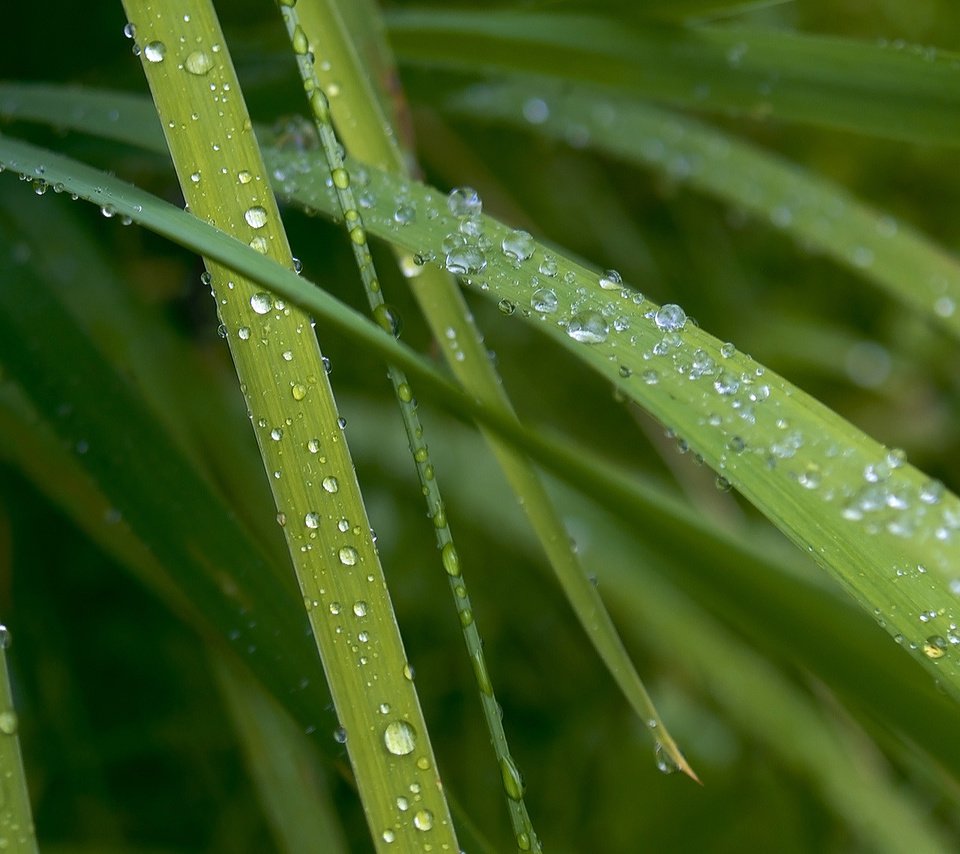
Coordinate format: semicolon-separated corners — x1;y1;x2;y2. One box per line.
3;131;958;706
294;0;695;783
118;1;458;848
385;10;960;146
443;80;960;341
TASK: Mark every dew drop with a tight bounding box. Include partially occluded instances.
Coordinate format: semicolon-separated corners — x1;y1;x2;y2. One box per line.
567;311;609;344
447;186;482;218
383;719;417;756
333;725;347;744
531;288;558;313
143;41;166;63
441;543;461;577
444;246;486;275
322;476;339;494
244;206;268;229
184;50;214;76
923;635;948;659
0;626;10;650
598;269;622;290
291;383;307;401
382;829;395;844
502;229;535;262
654;304;687;332
338;546;358;566
654;742;679;774
500;756;526;801
250;292;272;314
353;600;367;617
413;809;434;832
304;512;320;529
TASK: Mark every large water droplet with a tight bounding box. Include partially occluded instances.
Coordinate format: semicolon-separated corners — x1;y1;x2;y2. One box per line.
567;311;609;344
383;719;417;756
338;546;358;566
598;269;622;290
444;246;486;275
413;809;434;832
143;41;166;63
244;206;268;229
322;476;339;494
250;292;272;314
441;542;461;577
502;229;535;262
655;304;687;331
184;50;214;76
500;756;526;801
447;186;482;218
531;288;558;313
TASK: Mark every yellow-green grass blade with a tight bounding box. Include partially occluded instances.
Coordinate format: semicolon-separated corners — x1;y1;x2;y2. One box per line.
268;0;695;781
2;131;957;706
0;629;38;853
117;1;457;848
443;80;960;341
385;10;960;146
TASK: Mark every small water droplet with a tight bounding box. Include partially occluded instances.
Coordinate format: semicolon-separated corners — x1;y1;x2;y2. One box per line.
333;725;348;744
923;636;948;659
322;476;339;494
654;742;679;774
0;711;19;735
500;756;526;801
382;829;395;844
384;719;418;756
338;546;358;566
304;512;320;529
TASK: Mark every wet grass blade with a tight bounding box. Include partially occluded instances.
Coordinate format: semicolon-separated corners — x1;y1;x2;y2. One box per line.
3;129;957;707
444;80;960;341
385;9;960;146
294;0;695;782
0;631;38;853
119;2;459;847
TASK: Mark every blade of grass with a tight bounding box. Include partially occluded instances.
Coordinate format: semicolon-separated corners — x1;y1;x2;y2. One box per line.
4;131;958;707
213;653;349;854
0;629;38;854
296;0;695;780
442;80;960;340
277;2;544;846
385;10;960;146
119;2;458;847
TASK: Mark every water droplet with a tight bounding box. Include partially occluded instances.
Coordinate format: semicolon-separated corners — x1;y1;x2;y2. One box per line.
384;719;417;756
353;600;367;617
0;626;10;650
920;479;944;505
567;311;609;344
502;229;535;262
538;256;558;277
447;186;482;218
333;725;348;744
654;304;687;331
393;204;415;225
338;546;358;566
184;50;214;76
531;288;558;313
523;97;550;124
123;22;137;39
307;438;321;454
373;304;402;337
322;476;339;494
250;292;272;314
244;206;268;229
714;371;740;395
798;463;821;489
654;742;679;774
498;298;516;316
444;246;486;275
598;269;622;290
500;756;526;801
923;636;948;659
413;809;434;832
720;342;736;358
304;512;320;529
0;711;18;735
143;41;166;63
382;829;395;844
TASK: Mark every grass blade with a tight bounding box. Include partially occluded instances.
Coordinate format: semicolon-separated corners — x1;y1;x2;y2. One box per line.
385;10;960;146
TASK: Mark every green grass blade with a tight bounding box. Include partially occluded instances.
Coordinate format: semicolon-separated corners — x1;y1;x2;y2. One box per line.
444;80;960;340
122;1;458;845
385;10;960;146
0;630;38;853
296;0;695;782
4;130;958;707
278;2;545;844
